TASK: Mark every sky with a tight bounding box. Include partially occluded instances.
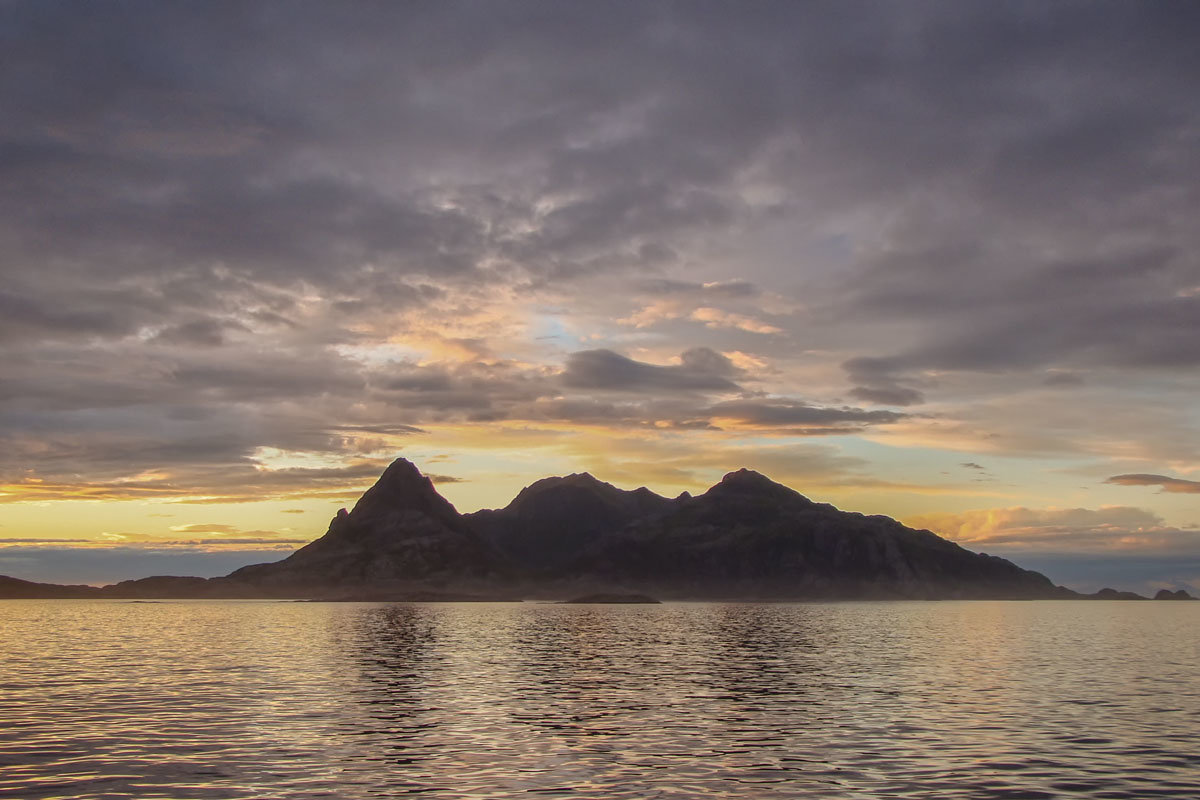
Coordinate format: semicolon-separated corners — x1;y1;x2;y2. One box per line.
1;1;1198;593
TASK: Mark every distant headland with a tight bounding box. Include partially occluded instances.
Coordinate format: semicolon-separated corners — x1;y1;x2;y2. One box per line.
1;458;1194;602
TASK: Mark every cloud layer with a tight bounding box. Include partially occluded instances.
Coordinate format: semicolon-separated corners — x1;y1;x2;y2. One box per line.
1;2;1198;584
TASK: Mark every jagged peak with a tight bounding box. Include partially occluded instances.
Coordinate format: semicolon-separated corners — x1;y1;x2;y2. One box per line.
379;456;426;481
344;457;460;524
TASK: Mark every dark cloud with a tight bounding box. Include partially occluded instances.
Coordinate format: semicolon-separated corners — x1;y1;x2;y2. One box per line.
150;318;250;347
707;400;905;428
1105;474;1200;494
561;349;741;393
848;385;926;407
1042;371;1085;388
0;0;1197;529
843;357;927;406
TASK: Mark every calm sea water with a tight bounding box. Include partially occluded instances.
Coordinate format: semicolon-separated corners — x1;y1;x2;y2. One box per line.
1;600;1197;799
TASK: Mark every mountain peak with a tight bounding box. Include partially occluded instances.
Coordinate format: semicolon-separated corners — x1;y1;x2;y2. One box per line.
346;457;460;526
509;472;611;505
379;456;425;481
706;468;809;502
721;467;772;484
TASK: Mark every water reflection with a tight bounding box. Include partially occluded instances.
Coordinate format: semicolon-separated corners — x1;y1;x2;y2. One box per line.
0;601;1197;799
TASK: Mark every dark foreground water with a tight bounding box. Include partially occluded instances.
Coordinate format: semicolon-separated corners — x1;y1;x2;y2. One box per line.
1;601;1197;799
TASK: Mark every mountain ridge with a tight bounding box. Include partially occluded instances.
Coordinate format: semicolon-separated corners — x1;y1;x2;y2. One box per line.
1;458;1194;601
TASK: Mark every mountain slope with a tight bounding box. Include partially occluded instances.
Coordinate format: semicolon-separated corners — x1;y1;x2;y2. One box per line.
465;473;675;571
557;469;1065;599
226;458;509;595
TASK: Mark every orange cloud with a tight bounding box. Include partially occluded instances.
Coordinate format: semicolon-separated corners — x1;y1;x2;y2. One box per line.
907;506;1200;553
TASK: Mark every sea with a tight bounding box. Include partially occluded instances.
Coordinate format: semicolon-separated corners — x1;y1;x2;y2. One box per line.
1;600;1197;799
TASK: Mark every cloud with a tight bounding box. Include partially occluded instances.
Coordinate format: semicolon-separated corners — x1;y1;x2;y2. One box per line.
706;399;905;429
1042;371;1085;388
150;318;250;348
843;357;927;407
689;307;782;335
561;349;741;393
0;1;1198;531
0;459;394;504
848;385;926;407
907;506;1200;553
1104;474;1200;494
169;523;243;535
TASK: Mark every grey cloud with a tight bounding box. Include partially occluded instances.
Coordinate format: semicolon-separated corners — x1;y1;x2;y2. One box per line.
1;0;1198;504
0;290;142;343
151;318;250;347
373;361;555;417
679;347;739;377
561;349;741;393
330;424;426;436
848;385;926;407
1043;371;1085;388
634;279;757;297
1105;474;1200;494
843;357;927;406
707;399;905;428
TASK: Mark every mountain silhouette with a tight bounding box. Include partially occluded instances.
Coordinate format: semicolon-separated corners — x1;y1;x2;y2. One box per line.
226;458;508;597
2;458;1188;600
465;472;674;572
555;468;1059;599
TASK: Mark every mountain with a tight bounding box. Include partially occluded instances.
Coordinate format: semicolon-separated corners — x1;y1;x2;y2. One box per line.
0;458;1150;600
224;458;509;597
465;472;675;571
0;574;100;599
553;469;1065;599
1153;589;1196;600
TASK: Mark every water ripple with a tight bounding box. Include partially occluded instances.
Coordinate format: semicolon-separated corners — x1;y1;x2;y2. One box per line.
1;600;1197;798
